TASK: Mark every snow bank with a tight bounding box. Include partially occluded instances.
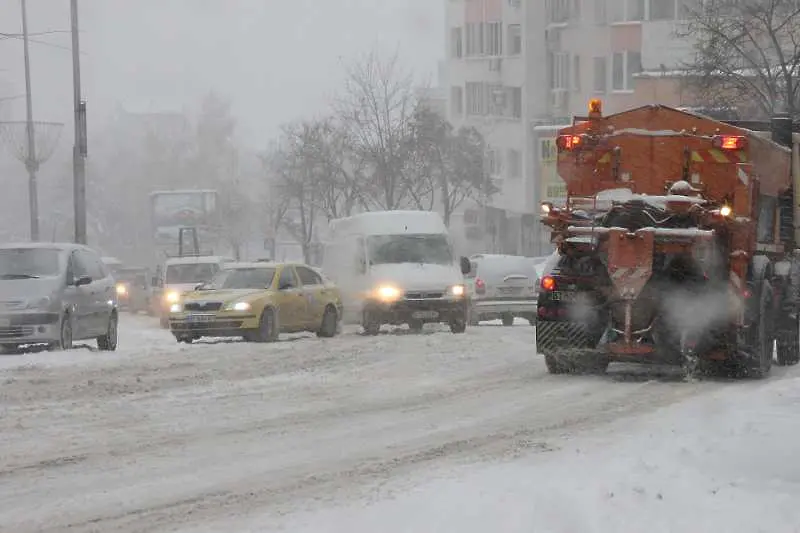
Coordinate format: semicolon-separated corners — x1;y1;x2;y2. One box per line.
241;375;800;533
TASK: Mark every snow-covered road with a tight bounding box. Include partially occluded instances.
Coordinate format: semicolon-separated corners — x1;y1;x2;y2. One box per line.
1;314;797;532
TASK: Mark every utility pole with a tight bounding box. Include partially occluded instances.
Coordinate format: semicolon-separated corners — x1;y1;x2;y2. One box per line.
20;0;39;241
71;0;87;244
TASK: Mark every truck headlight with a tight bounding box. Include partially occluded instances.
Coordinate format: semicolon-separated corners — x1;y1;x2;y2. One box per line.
224;301;251;312
376;285;402;302
169;303;182;313
448;284;466;297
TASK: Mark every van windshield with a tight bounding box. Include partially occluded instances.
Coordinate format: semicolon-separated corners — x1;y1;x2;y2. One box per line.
165;263;219;284
367;234;453;266
0;248;62;278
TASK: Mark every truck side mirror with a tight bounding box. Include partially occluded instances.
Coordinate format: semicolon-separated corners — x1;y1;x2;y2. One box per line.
460;256;472;275
357;256;367;274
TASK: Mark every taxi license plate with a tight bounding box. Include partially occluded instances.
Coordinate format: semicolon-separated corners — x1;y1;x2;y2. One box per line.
551;291;577;302
0;318;9;327
412;310;439;320
187;314;215;323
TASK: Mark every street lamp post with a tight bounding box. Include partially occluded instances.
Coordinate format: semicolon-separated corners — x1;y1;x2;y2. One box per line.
20;0;39;241
71;0;87;244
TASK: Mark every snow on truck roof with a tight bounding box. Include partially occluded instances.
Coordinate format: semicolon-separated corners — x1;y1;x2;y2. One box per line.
329;210;447;237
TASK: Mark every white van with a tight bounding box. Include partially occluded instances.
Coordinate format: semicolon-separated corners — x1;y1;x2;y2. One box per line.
153;255;234;327
322;210;472;334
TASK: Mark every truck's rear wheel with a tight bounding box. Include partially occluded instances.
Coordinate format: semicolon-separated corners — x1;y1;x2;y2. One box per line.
742;282;773;379
538;321;607;374
776;315;799;366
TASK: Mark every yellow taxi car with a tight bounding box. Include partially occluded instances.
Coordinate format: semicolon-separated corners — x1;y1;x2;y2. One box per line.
168;262;343;343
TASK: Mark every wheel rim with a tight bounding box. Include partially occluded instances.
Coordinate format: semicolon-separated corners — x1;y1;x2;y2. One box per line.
108;315;118;347
62;318;72;349
262;311;273;337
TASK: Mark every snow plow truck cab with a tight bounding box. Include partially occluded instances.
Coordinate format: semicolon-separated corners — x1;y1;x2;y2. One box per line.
536;99;800;379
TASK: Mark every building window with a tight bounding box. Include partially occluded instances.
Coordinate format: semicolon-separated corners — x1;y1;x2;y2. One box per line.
510;87;522;118
451;86;463;116
485;21;503;56
546;0;570;24
451;27;463;58
550;52;570;90
488;83;506;115
508;24;522;55
466;82;484;115
610;0;644;22
507;149;522;179
573;54;581;92
465;23;481;56
595;0;606;23
487;148;502;175
593;56;607;93
648;0;676;20
612;50;641;91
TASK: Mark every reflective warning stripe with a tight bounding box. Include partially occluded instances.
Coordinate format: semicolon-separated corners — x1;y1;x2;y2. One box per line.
690;149;748;163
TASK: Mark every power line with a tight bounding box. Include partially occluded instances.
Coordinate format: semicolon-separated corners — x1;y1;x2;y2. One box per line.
0;31;85;54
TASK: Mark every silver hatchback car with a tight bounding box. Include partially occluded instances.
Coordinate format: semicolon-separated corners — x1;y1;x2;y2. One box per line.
0;243;119;352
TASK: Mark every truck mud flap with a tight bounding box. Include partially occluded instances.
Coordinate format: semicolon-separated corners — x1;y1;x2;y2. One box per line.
536;321;593;355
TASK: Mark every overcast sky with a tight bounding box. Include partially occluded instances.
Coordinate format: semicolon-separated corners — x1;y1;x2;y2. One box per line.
0;0;445;148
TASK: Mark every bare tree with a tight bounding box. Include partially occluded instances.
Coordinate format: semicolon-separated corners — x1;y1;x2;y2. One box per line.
271;121;323;263
408;105;493;226
680;0;800;118
335;49;421;209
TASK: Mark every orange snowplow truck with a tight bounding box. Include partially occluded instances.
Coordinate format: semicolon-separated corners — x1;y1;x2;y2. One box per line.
536;99;800;379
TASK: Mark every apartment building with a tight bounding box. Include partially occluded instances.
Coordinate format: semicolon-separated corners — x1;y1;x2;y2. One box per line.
544;0;697;119
443;0;547;256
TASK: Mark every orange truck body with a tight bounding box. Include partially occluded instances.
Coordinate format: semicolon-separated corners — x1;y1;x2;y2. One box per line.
537;102;798;375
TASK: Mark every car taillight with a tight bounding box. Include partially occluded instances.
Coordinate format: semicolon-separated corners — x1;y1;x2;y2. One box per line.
540;275;556;291
475;278;486;295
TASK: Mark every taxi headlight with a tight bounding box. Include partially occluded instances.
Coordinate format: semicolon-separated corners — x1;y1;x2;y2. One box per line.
224;301;251;312
169;303;182;313
376;285;402;302
448;284;466;297
165;291;180;303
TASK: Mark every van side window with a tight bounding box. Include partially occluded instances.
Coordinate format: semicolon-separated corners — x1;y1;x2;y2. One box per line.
296;266;322;286
77;250;105;280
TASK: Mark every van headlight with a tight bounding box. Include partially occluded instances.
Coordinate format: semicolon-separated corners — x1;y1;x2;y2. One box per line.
169;303;182;313
448;284;466;297
164;291;180;303
376;285;402;302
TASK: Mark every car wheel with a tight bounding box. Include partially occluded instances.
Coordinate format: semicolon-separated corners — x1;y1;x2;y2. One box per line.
97;312;118;351
57;314;73;351
362;308;381;336
159;317;169;329
449;317;467;334
317;305;338;338
408;319;424;333
255;307;279;342
501;313;514;327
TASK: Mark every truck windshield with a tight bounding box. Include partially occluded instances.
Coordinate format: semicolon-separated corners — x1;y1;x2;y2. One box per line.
367;234;453;266
165;263;219;284
0;248;62;278
209;268;276;290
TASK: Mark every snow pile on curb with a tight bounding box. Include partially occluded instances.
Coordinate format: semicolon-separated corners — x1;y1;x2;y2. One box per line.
243;376;800;533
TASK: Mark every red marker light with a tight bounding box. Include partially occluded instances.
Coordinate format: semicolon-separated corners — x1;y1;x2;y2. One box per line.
541;276;556;291
556;134;582;151
475;278;486;295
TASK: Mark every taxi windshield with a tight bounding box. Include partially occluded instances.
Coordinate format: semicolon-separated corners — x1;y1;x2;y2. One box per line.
209;268;276;290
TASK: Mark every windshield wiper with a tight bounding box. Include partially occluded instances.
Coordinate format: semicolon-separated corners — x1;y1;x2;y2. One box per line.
0;273;41;279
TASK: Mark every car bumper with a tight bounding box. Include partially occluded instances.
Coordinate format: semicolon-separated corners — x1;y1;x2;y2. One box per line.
472;298;538;317
366;297;467;324
0;313;61;344
169;312;259;336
